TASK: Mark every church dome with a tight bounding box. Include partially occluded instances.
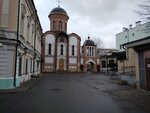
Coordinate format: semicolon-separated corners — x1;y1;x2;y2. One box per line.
83;37;95;46
50;6;68;15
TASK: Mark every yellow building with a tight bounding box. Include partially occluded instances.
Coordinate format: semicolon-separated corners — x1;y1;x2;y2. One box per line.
123;37;150;91
0;0;42;89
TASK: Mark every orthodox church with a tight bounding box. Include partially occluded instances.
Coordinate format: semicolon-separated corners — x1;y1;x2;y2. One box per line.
41;6;100;72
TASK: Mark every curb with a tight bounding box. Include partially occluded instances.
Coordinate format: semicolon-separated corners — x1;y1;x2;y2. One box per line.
0;78;40;94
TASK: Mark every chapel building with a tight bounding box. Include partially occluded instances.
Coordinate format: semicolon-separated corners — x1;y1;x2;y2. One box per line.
41;6;100;72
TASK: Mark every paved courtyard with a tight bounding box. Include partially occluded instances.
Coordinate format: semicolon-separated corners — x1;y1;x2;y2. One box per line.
0;73;150;113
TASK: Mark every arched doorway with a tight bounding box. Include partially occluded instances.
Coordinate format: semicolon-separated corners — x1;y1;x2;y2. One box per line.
87;62;94;72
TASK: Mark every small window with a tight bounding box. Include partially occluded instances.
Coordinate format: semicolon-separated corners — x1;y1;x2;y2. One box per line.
92;47;94;56
102;60;106;68
72;45;75;56
53;20;56;29
132;33;134;37
60;44;63;55
87;47;89;56
120;44;122;49
59;21;62;29
48;43;51;55
26;59;28;74
30;58;32;73
65;23;67;31
109;59;114;65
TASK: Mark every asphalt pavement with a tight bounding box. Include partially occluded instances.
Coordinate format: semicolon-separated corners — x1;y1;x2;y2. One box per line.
0;72;149;113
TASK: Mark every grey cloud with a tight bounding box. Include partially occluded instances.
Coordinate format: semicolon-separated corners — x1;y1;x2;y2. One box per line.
34;0;142;48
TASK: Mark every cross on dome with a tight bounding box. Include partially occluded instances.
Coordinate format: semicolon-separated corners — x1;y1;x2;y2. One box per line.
57;0;62;7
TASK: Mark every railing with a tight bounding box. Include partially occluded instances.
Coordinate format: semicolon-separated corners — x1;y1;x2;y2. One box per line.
119;66;136;76
109;66;135;80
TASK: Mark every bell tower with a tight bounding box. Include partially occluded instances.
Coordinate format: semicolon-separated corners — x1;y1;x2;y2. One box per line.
48;6;69;33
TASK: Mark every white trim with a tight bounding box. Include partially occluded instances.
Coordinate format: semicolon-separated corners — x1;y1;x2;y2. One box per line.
86;59;95;64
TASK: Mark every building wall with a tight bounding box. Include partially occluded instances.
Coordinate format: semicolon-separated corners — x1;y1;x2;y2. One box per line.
116;22;150;51
82;45;98;72
0;0;42;89
42;32;81;72
49;13;69;32
135;51;140;88
68;35;79;72
117;48;136;71
0;44;20;89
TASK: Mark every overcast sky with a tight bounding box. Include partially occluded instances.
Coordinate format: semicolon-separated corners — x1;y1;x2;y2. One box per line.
34;0;143;48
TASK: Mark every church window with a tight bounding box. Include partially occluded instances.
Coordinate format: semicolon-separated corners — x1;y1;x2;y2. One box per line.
48;43;51;55
87;47;89;56
53;20;56;29
60;44;63;55
91;47;94;56
72;45;75;56
90;47;92;56
65;23;67;31
59;21;62;30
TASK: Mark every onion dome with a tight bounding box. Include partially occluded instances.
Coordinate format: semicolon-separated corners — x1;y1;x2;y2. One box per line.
83;36;95;46
50;6;68;16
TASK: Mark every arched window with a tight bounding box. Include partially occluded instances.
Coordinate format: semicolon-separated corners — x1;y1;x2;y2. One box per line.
59;21;62;30
20;4;26;35
90;47;92;56
87;47;89;56
91;47;94;56
60;44;63;55
65;23;67;31
72;45;75;56
53;20;56;29
48;43;51;55
27;16;31;42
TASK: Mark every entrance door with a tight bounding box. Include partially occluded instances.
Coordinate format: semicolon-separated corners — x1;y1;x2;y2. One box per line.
139;52;146;89
145;58;150;91
87;62;94;72
59;59;64;71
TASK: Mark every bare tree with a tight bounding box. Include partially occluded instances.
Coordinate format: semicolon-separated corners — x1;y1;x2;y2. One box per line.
92;37;104;48
136;0;150;20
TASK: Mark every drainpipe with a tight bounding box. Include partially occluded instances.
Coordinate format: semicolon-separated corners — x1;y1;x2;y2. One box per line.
14;0;20;87
33;21;37;76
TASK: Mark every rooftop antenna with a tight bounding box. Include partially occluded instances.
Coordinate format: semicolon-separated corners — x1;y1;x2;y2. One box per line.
57;0;61;7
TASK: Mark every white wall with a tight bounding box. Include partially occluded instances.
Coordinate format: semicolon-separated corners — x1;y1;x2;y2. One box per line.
81;58;83;65
57;43;67;56
0;44;15;78
116;22;150;50
45;34;55;55
45;57;54;64
97;59;100;65
69;36;77;56
69;58;77;64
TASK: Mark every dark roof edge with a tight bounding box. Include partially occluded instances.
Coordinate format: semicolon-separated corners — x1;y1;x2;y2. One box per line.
123;36;150;48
